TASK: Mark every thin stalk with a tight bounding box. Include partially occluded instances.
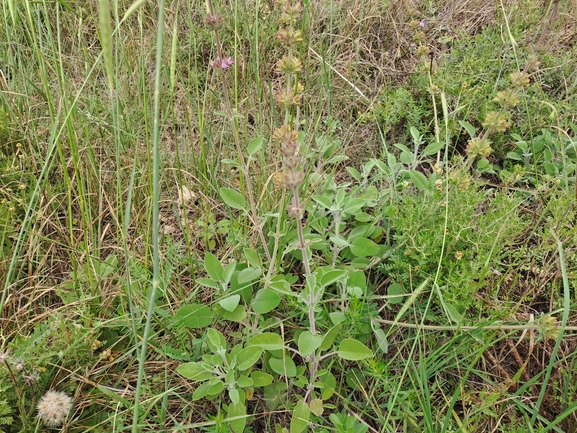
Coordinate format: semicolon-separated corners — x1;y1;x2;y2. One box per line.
207;0;271;263
131;0;165;430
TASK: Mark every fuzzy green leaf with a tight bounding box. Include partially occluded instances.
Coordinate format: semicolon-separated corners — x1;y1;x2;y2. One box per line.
297;331;323;357
220;187;246;210
238;267;261;285
350;237;380;257
290;399;310;433
423;141;444;156
408;170;430;191
176;362;212;381
204;252;223;282
338;339;374;361
243;248;262;268
220;295;241;312
320;323;341;351
250;371;273;387
236;346;263;371
175;304;214;329
223;305;247;322
269;355;297;377
247;136;264;155
248;333;284;351
252;289;281;314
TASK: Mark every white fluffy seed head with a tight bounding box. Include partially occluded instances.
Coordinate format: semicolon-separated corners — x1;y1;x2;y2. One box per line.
36;390;72;427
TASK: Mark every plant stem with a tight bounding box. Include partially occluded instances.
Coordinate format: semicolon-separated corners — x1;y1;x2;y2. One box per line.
207;0;272;264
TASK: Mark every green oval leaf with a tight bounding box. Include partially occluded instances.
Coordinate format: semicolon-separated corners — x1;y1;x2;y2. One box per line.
290;399;310;433
338;339;374;361
423;141;444;156
175;304;214;329
387;283;404;304
228;402;247;433
176;362;212;381
236;346;263;371
350;237;380;257
250;371;273;387
247;136;264;155
237;376;253;388
223;305;247;322
248;333;284;351
297;331;323;357
220;187;246;211
320;323;341;351
207;328;227;353
220;294;241;312
204;252;223;282
408;170;429;192
238;267;261;285
269;354;297;377
252;289;281;314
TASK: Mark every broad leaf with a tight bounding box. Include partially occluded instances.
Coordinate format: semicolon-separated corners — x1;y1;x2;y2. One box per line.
338;339;374;361
228;402;247;433
297;331;323;357
408;170;429;192
320;323;341;351
373;327;388;354
176;362;212;381
310;398;323;416
220;295;241;312
250;371;273;387
204;252;223;282
207;328;227;353
248;333;284;351
387;283;404;304
269;355;297;377
220;187;246;211
236;346;263;371
290;399;310;433
319;268;348;287
238;267;261;285
223;305;247;322
350;237;380;257
423;141;444;156
243;248;262;268
247;136;264;155
252;289;281;314
175;304;214;329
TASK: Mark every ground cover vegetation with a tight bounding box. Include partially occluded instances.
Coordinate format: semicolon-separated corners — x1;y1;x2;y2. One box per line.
1;0;576;431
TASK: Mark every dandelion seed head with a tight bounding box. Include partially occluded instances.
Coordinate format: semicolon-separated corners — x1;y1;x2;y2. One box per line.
37;390;72;427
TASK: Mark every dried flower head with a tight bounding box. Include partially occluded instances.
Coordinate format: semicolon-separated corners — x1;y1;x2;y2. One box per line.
510;71;530;87
282;170;304;189
465;137;492;158
37;390;72;427
416;44;429;56
275;86;303;107
272;125;298;146
482;111;509;133
275;55;302;75
279;1;302;26
205;13;224;30
494;88;520;108
287;204;305;219
277;28;303;46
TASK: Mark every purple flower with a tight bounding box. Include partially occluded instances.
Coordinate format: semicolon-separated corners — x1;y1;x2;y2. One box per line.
419;19;425;28
221;57;235;69
410;43;417;50
210;56;235;71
